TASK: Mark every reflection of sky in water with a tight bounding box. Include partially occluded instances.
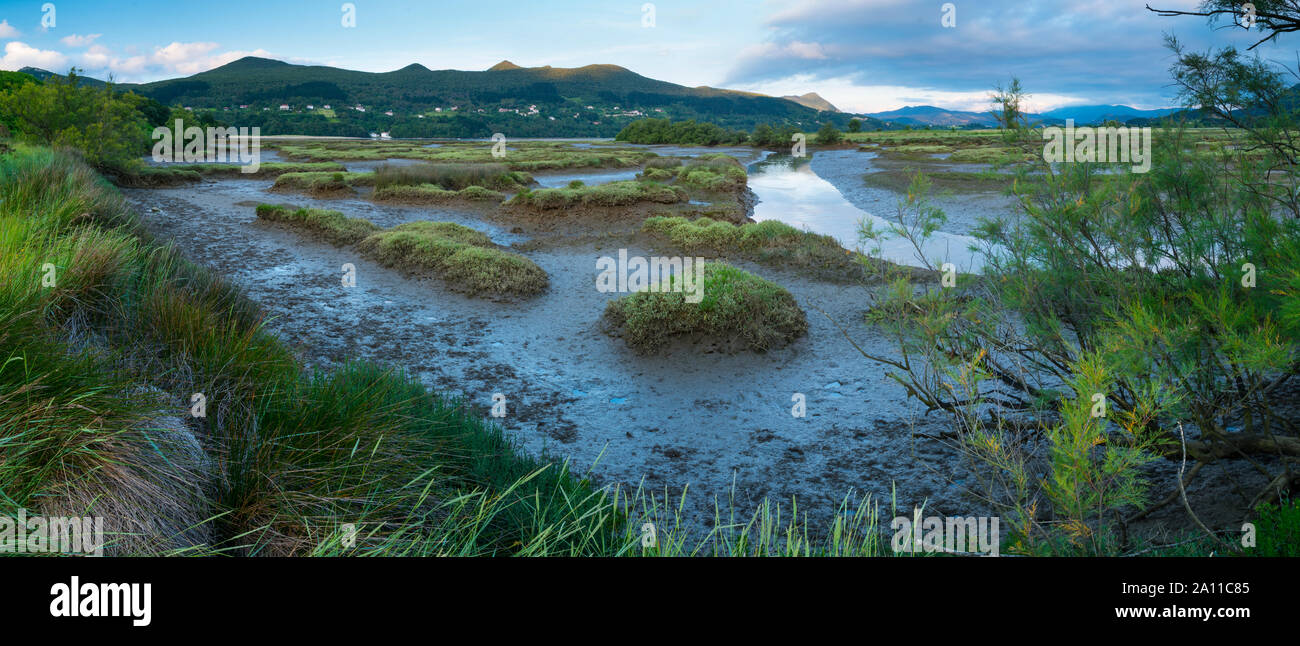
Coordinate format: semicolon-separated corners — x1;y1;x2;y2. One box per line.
534;169;640;188
747;157;989;273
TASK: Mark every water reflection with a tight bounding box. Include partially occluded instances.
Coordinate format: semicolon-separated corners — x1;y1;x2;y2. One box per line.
746;155;988;272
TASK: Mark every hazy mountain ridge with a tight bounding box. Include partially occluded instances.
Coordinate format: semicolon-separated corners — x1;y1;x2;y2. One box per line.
781;92;839;112
865;104;1179;127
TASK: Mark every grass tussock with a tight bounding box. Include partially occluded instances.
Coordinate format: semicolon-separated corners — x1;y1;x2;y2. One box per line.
269;171;374;196
603;262;808;353
507;180;687;210
674;154;748;192
372;183;505;205
373;162;532;191
273;139;656;171
255;203;380;245
643;216;863;281
357;221;548;298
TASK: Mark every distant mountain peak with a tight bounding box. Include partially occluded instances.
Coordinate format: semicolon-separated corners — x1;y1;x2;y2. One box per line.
781;92;839;113
488;60;523;71
395;63;430;73
215;56;291;71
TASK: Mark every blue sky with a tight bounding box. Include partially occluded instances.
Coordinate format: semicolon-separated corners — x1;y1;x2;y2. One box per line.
0;0;1289;113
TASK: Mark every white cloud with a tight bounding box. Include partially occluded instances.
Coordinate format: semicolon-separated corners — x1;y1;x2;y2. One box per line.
68;41;276;81
0;41;68;71
146;42;274;76
736;74;1083;114
0;20;19;39
60;33;101;48
737;40;829;62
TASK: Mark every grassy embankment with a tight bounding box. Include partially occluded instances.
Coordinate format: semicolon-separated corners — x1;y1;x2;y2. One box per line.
272;139;657;171
369;163;531;204
255;204;548;298
111;162;352;188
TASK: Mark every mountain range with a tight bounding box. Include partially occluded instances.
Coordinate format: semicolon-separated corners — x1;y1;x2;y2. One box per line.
17;57;1180;135
864;103;1180;127
781;92;839;113
16;57;873;137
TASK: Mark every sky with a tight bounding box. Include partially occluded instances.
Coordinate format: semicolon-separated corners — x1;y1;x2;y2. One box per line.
0;0;1292;114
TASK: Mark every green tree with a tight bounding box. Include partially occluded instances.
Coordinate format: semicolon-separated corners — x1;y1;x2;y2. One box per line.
988;76;1028;131
0;69;149;169
847;117;862;133
815;121;843;145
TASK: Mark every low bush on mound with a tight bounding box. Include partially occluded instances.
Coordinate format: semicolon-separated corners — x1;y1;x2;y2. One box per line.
270;171;374;195
603;262;807;353
675;155;747;192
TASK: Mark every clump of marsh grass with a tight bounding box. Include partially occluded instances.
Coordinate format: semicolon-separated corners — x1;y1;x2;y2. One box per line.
254;203;380;245
507;180;687;210
642;216;864;281
372;183;505;205
373;162;532;191
603;262;807;353
357;221;548;298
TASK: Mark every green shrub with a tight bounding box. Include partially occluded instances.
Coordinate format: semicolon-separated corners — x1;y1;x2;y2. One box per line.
676;155;747;192
1250;498;1300;557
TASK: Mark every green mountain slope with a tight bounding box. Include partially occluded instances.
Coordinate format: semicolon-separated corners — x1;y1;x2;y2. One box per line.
86;56;867;137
